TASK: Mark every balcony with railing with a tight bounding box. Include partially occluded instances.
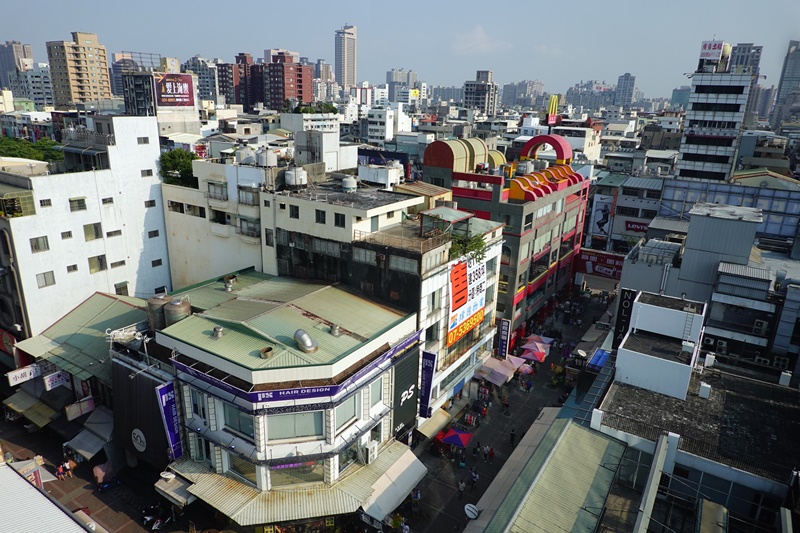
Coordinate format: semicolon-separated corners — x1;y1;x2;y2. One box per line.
61;128;115;146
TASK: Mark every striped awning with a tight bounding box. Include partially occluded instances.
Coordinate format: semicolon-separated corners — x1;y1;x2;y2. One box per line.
66;429;106;461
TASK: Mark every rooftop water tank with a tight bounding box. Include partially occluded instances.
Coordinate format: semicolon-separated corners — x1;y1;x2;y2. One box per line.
164;299;192;327
342;176;358;193
236;145;256;165
255;147;268;167
146;294;173;332
285;167;308;188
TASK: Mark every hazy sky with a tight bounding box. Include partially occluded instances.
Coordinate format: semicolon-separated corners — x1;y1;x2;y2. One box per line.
6;0;799;98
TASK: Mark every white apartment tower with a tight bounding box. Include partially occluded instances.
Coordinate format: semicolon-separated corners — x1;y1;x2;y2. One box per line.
463;70;498;116
614;73;637;107
0;116;171;337
181;55;219;101
8;63;55;109
677;43;750;182
334;24;357;89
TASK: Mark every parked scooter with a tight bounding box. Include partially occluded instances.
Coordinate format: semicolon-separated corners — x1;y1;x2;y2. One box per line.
142;503;162;528
96;476;121;493
151;504;175;531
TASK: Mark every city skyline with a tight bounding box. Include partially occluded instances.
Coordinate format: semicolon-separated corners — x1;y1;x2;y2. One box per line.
3;0;799;99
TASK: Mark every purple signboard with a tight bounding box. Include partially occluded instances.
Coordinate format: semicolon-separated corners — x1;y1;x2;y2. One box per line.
418;351;437;418
155;382;183;460
172;329;423;404
497;319;511;358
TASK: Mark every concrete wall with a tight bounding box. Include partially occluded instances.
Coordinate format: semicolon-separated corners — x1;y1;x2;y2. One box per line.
633;301;704;342
616;343;692;400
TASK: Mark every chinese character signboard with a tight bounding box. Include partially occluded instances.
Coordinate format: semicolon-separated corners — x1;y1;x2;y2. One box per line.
155;73;195;107
43;371;69;391
497;319;512;358
418;351;437;418
155;382;183;460
699;40;724;62
447;257;486;346
574;249;625;280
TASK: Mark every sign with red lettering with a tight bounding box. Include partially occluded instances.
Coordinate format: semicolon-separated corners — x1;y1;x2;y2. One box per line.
625;220;649;233
699;40;724;61
574;249;625;280
447;256;486;346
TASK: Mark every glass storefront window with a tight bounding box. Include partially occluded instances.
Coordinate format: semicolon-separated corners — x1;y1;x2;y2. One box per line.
338;442;359;473
228;452;258;485
268;411;324;441
271;459;325;487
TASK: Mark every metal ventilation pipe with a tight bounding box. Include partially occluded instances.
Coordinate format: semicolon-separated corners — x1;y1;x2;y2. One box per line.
294;329;318;353
213;326;224;339
225;281;233;293
330;324;342;337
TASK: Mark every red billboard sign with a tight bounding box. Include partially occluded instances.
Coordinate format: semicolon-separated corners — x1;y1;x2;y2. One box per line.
575;249;625;280
625;220;649;233
155;73;194;107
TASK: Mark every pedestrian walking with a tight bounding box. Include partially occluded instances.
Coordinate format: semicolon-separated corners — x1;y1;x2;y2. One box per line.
482;444;489;462
56;465;65;481
488;448;495;464
469;468;479;491
62;460;73;478
458;480;465;500
510;428;516;447
472;441;480;459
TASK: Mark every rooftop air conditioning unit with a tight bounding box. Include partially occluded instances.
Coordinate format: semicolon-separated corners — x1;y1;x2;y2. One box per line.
702;337;715;346
716;340;727;349
773;357;790;370
361;441;378;465
754;356;771;365
753;320;768;336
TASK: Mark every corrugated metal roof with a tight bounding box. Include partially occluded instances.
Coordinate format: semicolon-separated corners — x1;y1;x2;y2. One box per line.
594;173;628;187
711;292;775;312
395;181;451;198
176;441;425;526
622;177;664;190
0;463;88;532
717;262;773;281
484;420;625;533
648;217;690;233
66;428;106;460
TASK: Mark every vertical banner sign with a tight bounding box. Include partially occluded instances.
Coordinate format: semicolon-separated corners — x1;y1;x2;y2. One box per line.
447;257;487;346
392;349;421;441
155;382;183;460
612;289;637;349
497;319;512;358
418;351;437;418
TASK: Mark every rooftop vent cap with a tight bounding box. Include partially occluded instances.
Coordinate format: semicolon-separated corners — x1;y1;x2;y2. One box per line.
212;326;224;339
260;346;274;359
294;329;319;353
330;324;342;337
225;281;233;293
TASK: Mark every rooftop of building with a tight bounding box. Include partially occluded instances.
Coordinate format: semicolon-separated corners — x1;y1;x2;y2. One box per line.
689;202;762;223
753;249;800;283
285;180;422;211
163;271;410;372
648;217;690;234
621;176;664;190
600;369;800;482
594;172;629;187
394;180;451;198
637;292;704;312
620;330;690;363
645;149;680;159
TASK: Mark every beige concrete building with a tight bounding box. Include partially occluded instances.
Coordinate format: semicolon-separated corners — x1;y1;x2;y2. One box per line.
46;32;111;107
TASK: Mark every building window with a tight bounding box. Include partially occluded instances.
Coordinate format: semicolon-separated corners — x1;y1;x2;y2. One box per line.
83;222;103;241
69;197;87;212
114;283;129;296
238;187;258;206
144;199;156;208
110;260;126;268
191;389;207;419
338;442;360;473
370;378;383;407
106;229;122;237
289;205;300;219
335;394;358;432
36;271;55;288
270;459;324;487
616;206;639;217
152;259;163;267
312;238;340;257
137;137;149;144
148;230;159;238
263;200;271;208
353;248;376;265
208;183;227;201
228;453;258;485
426;322;440;343
101;197;114;205
66;264;78;273
29;236;49;253
264;229;274;247
279;203;286;210
223;403;254;440
315;209;326;224
88;254;107;273
39;199;52;207
640;209;657;219
267;411;324;441
61;231;72;240
386;211;395;219
141;169;154;177
335;213;346;228
389;255;418;274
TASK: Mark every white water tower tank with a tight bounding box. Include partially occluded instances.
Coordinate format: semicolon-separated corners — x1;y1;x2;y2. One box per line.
342;176;358;193
255;147;268;167
237;146;255;165
285;167;308;188
265;150;278;167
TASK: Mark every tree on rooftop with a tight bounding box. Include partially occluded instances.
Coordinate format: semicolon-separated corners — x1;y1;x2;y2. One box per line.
159;148;198;188
0;137;63;162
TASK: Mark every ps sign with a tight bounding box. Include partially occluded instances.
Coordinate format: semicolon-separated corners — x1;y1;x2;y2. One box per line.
392;348;421;441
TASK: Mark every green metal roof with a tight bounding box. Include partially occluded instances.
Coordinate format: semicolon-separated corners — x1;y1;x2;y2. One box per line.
484;420;626;533
594;172;629;187
162;273;409;371
14;292;147;384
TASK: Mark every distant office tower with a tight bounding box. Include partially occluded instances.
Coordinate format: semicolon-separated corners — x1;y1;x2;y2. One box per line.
217;62;240;106
756;84;776;119
0;40;33;90
772;40;800;128
502;79;545;107
109;53;139;96
264;48;300;64
46;32;111;107
234;52;256;109
334;24;357;88
614;73;637;107
677;44;750;181
564;80;614;111
8;63;54;109
386;68;418;101
315;59;334;82
730;43;763;125
182;55;219;100
463;70;498;116
431;85;464;103
671;86;691;109
264;51;313;111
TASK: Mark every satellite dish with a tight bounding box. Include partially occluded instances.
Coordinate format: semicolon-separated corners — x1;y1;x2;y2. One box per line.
464;504;481;520
578;349;588;358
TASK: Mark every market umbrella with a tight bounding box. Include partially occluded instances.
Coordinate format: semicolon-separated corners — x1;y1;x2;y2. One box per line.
519;364;535;375
520;341;550;354
439;427;473;448
525;334;555;345
521;348;547;363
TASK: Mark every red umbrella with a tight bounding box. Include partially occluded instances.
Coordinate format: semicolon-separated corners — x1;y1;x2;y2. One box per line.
440;427;473;448
521;349;546;363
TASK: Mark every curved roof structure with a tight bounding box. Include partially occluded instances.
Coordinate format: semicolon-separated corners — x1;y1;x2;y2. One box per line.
520;134;574;165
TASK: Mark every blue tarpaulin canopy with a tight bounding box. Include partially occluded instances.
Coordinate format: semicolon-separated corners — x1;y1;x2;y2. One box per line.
587;349;610;373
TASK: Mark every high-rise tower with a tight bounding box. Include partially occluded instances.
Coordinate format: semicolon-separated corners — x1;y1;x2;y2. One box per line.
46;32;111;107
334;24;357;89
772;40;800;129
0;41;33;90
614;73;637;107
